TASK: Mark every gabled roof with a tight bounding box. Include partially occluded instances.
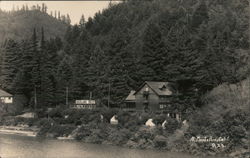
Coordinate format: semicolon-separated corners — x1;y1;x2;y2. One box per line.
134;81;173;96
125;90;136;101
0;89;13;97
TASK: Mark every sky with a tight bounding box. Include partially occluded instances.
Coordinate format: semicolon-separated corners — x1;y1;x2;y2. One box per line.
0;1;119;24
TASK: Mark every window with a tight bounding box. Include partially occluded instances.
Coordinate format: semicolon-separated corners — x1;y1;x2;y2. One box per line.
144;103;149;111
170;113;176;118
159;104;167;109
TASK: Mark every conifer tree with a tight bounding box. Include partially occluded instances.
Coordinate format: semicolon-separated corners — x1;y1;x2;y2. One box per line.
86;45;107;100
66;14;71;24
140;22;165;81
191;0;208;30
56;56;73;103
29;28;43;108
0;39;20;92
79;15;85;28
71;27;92;98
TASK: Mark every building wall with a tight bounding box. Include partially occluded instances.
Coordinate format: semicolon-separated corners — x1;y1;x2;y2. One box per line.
71;104;96;110
135;84;160;111
0;96;13;104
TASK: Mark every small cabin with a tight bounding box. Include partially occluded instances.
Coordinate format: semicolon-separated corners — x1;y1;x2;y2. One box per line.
0;89;26;114
0;89;13;104
70;100;96;110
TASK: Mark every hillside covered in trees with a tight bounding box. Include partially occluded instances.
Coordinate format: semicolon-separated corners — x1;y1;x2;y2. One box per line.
0;3;70;44
0;0;249;112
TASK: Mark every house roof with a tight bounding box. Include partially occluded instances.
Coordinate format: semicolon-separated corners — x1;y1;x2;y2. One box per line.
0;89;13;97
134;81;173;96
125;90;136;101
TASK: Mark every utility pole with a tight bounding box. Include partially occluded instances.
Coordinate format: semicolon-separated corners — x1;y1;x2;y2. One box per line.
34;86;37;111
90;91;92;109
89;91;92;100
108;80;111;108
66;86;69;108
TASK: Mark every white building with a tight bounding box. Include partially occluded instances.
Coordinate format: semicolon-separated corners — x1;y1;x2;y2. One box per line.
0;89;13;104
71;100;96;109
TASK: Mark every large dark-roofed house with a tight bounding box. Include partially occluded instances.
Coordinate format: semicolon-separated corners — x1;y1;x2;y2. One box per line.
124;81;178;112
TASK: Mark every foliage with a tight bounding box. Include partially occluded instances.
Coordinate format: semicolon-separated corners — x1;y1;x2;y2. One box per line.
0;5;69;44
48;107;64;118
47;124;75;137
0;1;249;156
1;0;249;111
187;79;250;155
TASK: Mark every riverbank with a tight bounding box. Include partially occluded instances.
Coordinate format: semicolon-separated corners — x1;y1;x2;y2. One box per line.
0;126;38;137
0;133;208;158
0;108;248;158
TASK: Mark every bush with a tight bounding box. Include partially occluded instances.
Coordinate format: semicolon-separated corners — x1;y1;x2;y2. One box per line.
35;108;47;118
101;108;119;122
47;124;75;137
36;118;55;137
153;114;167;125
61;109;102;125
73;125;92;140
107;127;132;145
153;135;167;148
48;107;64;118
163;117;181;134
138;112;153;125
117;111;131;126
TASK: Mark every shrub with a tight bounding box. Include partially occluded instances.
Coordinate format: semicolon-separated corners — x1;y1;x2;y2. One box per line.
163;117;181;134
36;118;55;137
153;135;167;148
138;112;152;125
35;108;47;118
48;107;64;118
47;124;75;137
101;108;119;122
117;111;131;126
107;127;132;145
153;114;166;125
73;125;92;140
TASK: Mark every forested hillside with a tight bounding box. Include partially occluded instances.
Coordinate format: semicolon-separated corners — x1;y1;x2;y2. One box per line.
0;0;249;111
0;4;69;44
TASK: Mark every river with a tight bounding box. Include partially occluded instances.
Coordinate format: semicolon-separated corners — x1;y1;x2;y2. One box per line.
0;134;214;158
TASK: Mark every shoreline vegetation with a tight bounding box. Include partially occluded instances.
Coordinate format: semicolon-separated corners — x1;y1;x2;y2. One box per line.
0;79;249;158
1;79;249;158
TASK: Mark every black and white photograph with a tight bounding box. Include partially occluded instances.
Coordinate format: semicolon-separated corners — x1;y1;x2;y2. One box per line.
0;0;249;158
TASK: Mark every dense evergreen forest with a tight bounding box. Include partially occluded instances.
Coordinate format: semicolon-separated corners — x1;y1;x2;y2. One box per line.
0;3;69;44
0;0;249;112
